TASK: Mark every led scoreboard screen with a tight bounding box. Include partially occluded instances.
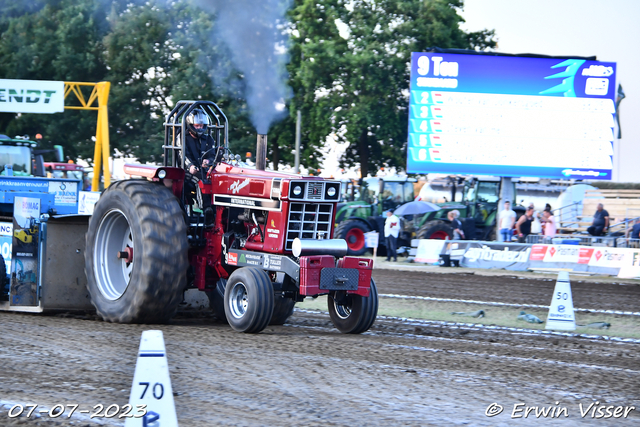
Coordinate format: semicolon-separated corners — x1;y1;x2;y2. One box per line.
407;52;617;180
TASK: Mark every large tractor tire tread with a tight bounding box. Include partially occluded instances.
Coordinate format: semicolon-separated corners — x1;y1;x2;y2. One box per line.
335;220;371;256
85;180;188;324
269;293;296;325
328;279;379;334
416;220;453;240
224;267;274;333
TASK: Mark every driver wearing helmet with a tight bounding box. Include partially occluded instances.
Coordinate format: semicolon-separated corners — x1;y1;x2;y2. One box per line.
184;108;217;176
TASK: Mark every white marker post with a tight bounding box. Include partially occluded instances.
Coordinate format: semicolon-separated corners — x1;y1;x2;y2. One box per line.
125;330;178;427
545;271;576;331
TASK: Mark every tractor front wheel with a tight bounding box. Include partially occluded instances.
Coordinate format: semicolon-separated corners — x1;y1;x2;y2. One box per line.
328;279;378;334
334;220;371;256
270;293;296;325
417;220;453;240
224;267;274;333
85;180;188;323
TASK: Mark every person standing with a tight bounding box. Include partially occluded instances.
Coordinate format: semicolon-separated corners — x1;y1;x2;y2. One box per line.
384;209;401;262
587;203;610;236
448;210;465;240
498;201;516;242
543;209;556;240
515;206;534;243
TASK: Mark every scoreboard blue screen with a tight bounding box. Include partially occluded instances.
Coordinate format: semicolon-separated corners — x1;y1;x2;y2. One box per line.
407;52;617;180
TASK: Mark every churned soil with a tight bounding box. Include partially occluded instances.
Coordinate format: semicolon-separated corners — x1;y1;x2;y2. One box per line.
0;267;638;426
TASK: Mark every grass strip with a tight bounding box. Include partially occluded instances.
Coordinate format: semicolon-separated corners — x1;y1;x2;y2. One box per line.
298;296;640;339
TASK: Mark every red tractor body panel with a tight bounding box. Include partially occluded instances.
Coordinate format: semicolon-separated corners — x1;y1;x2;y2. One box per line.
299;256;372;297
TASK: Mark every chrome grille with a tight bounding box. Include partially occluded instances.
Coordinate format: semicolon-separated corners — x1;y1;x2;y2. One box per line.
307;182;323;200
286;202;333;251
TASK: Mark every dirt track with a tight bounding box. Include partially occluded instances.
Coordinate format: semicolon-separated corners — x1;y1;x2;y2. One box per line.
1;268;639;426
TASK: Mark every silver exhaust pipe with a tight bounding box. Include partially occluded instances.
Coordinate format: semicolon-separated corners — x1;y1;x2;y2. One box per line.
292;238;348;258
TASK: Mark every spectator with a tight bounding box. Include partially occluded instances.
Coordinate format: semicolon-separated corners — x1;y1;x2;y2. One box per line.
625;218;640;239
587;203;610;236
542;209;556;240
498;201;516;242
384;209;401;262
529;203;542;234
448;210;465;240
516;206;535;243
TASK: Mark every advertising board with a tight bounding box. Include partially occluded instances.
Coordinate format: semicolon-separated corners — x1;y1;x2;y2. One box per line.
408;52;617;180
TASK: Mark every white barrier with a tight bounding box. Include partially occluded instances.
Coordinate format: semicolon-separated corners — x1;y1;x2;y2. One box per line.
410;239;640;278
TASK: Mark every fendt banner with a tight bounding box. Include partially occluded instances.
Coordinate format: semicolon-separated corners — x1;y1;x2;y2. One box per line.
407;52;617;180
0;79;64;114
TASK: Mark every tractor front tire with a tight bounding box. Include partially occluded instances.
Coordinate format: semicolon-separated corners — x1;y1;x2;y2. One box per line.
335;220;371;256
269;293;296;325
417;220;453;240
328;279;378;334
224;267;274;333
85;180;188;323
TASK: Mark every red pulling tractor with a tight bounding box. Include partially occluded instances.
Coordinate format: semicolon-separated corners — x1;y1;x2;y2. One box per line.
84;101;378;333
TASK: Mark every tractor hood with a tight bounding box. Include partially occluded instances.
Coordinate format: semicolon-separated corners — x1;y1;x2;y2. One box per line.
212;163;341;203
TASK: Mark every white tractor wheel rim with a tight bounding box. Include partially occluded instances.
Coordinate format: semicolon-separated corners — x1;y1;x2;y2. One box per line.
93;209;133;300
229;282;249;319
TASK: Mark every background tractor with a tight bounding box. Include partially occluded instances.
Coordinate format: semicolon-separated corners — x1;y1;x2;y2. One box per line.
84;101;378;334
415;177;524;241
335;176;524;255
334;176;416;255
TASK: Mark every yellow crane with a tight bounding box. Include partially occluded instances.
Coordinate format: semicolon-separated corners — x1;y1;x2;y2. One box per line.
63;81;111;191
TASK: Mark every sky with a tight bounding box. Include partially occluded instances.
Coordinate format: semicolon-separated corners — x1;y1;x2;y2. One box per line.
459;0;640;182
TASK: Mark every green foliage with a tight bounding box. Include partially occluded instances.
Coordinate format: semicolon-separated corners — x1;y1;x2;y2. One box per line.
0;0;108;159
0;0;494;176
289;0;495;177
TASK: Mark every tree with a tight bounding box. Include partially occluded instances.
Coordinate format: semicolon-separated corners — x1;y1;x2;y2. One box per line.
0;0;269;164
0;0;109;160
289;0;495;177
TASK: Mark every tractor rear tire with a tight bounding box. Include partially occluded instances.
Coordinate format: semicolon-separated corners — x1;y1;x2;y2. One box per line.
224;267;274;333
417;220;453;240
85;180;188;324
206;278;228;324
269;293;296;325
328;279;378;334
335;220;371;256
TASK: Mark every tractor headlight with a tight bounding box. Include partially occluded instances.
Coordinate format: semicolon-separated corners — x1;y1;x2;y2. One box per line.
293;185;302;196
327;186;336;197
157;170;167;179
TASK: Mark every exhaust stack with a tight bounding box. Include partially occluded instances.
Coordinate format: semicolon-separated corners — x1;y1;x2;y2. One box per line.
256;134;267;170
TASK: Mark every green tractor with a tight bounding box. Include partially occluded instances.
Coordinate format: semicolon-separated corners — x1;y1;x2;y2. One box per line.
334;176;416;255
334;176;522;255
415;177;523;241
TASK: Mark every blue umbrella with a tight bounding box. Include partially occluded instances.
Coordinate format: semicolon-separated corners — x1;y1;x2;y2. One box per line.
393;200;441;216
